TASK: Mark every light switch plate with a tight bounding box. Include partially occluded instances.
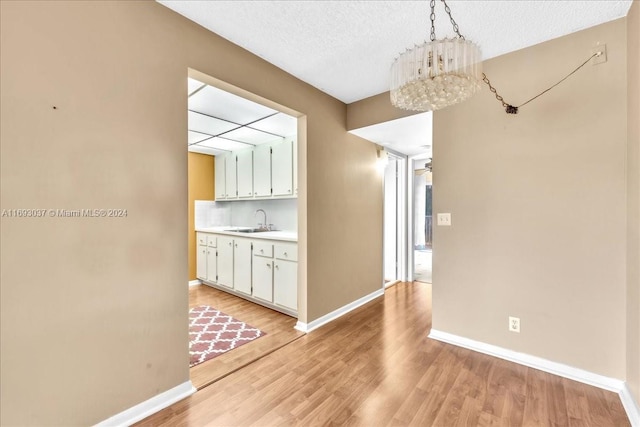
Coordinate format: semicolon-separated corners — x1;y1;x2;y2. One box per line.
437;213;451;226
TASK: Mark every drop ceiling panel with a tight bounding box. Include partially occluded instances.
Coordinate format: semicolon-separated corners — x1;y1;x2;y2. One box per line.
188;110;239;136
188;130;212;145
189;145;226;156
195;137;253;152
189;85;278;124
188;77;205;96
223;127;284;145
249;113;297;137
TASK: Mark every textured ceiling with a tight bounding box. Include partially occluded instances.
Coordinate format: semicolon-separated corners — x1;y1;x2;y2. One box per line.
159;0;632;104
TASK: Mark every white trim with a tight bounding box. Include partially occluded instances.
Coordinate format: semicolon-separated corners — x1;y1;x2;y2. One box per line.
385;280;401;289
620;383;640;427
428;329;623;391
428;330;639;425
94;381;196;427
294;288;384;333
188;280;202;287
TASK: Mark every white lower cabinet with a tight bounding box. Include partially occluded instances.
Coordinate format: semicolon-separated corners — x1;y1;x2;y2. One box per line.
196;232;297;316
217;236;234;288
252;256;273;302
274;260;297;311
196;243;208;280
233;238;252;295
196;232;217;282
273;243;298;311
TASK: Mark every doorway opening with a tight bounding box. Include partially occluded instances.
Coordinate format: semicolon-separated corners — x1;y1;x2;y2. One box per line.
413;158;432;283
186;68;306;389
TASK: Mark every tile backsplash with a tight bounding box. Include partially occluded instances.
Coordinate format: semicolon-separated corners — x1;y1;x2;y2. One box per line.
194;199;297;231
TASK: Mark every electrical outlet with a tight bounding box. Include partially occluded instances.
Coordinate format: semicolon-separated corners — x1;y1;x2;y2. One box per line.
437;213;452;226
509;316;520;333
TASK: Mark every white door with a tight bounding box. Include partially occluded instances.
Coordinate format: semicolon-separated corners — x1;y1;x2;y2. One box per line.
236;149;253;199
384;157;398;282
217;236;234;288
271;140;293;196
234;239;252;294
253;144;271;197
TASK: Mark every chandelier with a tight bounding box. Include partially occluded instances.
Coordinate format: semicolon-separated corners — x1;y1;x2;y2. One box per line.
390;0;482;112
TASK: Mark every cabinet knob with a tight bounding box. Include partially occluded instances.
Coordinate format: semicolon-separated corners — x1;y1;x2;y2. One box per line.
267;264;271;268
229;242;232;246
275;264;279;270
284;252;288;256
260;249;264;253
235;244;238;247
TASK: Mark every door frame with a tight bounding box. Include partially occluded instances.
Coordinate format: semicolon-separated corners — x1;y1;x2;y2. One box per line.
407;154;433;281
382;148;409;286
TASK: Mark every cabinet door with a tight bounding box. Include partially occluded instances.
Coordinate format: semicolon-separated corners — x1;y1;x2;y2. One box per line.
253;144;271;197
196;245;208;280
274;260;297;311
271;140;293;197
225;153;238;199
217;236;234;288
214;155;226;200
236;149;253;199
253;256;273;302
233;239;252;295
206;247;217;283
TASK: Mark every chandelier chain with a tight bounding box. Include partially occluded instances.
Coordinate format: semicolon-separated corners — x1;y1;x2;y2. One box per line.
441;0;465;40
482;73;510;108
481;52;600;114
429;0;436;42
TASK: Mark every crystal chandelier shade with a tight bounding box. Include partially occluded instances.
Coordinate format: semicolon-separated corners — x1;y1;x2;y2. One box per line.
391;38;483;112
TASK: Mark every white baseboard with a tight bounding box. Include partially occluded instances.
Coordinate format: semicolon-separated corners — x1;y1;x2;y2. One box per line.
620;383;640;427
188;279;201;287
94;380;196;427
295;288;384;333
428;329;638;425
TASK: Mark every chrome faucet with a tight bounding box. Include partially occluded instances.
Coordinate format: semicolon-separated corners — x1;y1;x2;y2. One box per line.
255;209;267;230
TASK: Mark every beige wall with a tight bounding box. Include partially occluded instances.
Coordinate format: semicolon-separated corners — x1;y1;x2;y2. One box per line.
432;19;628;379
188;152;214;281
0;1;382;425
627;0;640;403
347;91;418;131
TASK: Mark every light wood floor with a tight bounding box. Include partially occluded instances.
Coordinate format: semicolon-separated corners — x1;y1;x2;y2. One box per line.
189;284;304;390
142;282;629;426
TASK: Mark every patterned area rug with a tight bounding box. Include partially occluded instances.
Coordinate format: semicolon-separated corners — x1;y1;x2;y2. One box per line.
189;305;266;368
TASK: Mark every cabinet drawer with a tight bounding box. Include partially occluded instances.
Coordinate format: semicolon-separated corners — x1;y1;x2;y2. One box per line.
207;235;217;247
274;243;297;261
196;232;208;246
253;241;273;258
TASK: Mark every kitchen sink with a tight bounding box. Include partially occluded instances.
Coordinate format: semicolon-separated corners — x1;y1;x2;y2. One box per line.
225;228;275;233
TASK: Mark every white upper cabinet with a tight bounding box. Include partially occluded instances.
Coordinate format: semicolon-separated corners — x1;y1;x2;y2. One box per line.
253;144;271;197
215;155;226;200
272;139;294;197
236;149;253;199
225;153;237;199
214;138;296;202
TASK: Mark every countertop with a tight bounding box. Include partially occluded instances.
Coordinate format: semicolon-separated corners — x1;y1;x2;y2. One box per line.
196;226;297;242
